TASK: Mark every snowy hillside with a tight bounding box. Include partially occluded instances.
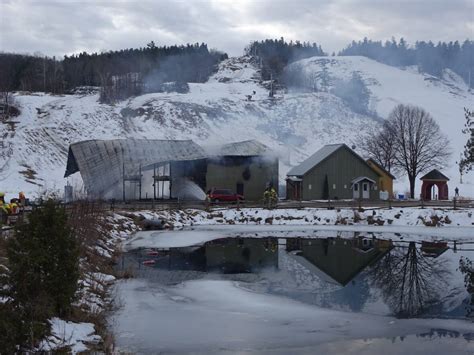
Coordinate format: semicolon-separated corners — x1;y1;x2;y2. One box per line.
1;55;473;198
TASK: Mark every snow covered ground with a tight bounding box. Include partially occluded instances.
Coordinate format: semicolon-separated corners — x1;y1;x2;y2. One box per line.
123;207;474;250
130;206;474;228
1;55;472;202
39;318;100;353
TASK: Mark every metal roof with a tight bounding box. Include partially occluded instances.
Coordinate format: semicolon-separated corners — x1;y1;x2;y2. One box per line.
287;144;344;176
64;138;273;198
207;139;272;157
64;139;207;197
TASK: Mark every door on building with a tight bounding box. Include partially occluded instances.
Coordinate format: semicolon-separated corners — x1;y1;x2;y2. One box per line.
353;183;360;199
362;182;370;199
236;183;244;196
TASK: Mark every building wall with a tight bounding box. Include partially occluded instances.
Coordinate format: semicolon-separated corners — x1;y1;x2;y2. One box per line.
301;147;380;200
366;161;394;197
206;156;278;201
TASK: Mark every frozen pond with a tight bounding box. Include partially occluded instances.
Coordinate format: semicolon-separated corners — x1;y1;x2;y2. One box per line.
111;231;474;354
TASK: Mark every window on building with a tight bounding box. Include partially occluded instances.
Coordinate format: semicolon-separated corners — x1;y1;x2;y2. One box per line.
332;184;336;190
354;184;358;191
363;183;368;191
308;184;312;190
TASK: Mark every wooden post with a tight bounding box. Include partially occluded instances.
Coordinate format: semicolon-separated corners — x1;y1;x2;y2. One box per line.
153;164;157;200
139;164;142;201
453;198;457;210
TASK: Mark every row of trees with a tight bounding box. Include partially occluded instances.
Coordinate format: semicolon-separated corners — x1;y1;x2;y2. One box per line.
0;42;227;100
359;104;451;198
1;38;472;101
245;38;326;82
339;38;474;86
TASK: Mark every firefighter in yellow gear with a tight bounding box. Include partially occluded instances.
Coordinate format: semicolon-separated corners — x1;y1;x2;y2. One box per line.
263;185;277;209
0;192;5;204
9;202;18;215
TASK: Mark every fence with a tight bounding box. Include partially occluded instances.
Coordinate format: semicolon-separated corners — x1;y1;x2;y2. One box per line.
108;198;474;212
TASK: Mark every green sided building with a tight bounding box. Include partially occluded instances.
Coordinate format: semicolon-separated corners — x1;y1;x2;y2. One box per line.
286;144;381;200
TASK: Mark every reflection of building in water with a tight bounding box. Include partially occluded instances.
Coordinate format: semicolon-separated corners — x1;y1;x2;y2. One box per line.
286;237;392;286
206;238;278;273
153;238;279;273
420;241;449;258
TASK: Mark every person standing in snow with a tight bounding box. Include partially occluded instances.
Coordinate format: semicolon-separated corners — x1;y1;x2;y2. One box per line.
263;183;277;209
454;187;459;198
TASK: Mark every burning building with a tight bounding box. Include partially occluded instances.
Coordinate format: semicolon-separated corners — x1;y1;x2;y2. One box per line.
64;138;278;201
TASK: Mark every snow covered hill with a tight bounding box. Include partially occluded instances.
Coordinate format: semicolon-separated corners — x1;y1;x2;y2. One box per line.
1;55;472;198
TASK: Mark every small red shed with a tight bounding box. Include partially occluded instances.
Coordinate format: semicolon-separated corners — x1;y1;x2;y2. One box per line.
420;169;449;200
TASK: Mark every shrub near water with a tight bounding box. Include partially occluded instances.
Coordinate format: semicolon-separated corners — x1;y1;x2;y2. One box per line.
2;200;80;350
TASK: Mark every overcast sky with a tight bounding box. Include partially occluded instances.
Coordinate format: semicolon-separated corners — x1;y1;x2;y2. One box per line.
0;0;472;57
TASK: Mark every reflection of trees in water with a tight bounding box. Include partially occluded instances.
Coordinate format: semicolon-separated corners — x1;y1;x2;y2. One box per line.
459;257;474;318
418;328;474;341
369;242;449;317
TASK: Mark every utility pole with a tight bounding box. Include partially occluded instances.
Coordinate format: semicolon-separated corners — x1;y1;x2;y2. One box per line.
139;164;142;200
43;56;46;92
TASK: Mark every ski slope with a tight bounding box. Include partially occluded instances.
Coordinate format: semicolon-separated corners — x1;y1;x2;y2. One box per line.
1;55;472;199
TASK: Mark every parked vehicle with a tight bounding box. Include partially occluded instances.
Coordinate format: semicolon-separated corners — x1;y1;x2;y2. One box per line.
207;188;244;202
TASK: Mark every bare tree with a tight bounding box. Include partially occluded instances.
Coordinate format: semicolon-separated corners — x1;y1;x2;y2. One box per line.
386;104;450;198
357;121;398;174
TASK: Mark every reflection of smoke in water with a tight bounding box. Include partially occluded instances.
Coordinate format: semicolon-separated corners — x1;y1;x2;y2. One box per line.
172;178;206;200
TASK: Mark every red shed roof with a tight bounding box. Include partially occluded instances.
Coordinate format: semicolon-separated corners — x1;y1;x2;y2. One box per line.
420;169;449;181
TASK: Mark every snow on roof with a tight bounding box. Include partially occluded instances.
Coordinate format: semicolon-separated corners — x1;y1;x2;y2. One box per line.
206;139;272;157
287;144;344;176
65;139;207;196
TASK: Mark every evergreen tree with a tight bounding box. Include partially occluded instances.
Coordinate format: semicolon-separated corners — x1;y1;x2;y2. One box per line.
6;200;80;347
246;38;326;81
322;174;329;200
460;108;474;177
